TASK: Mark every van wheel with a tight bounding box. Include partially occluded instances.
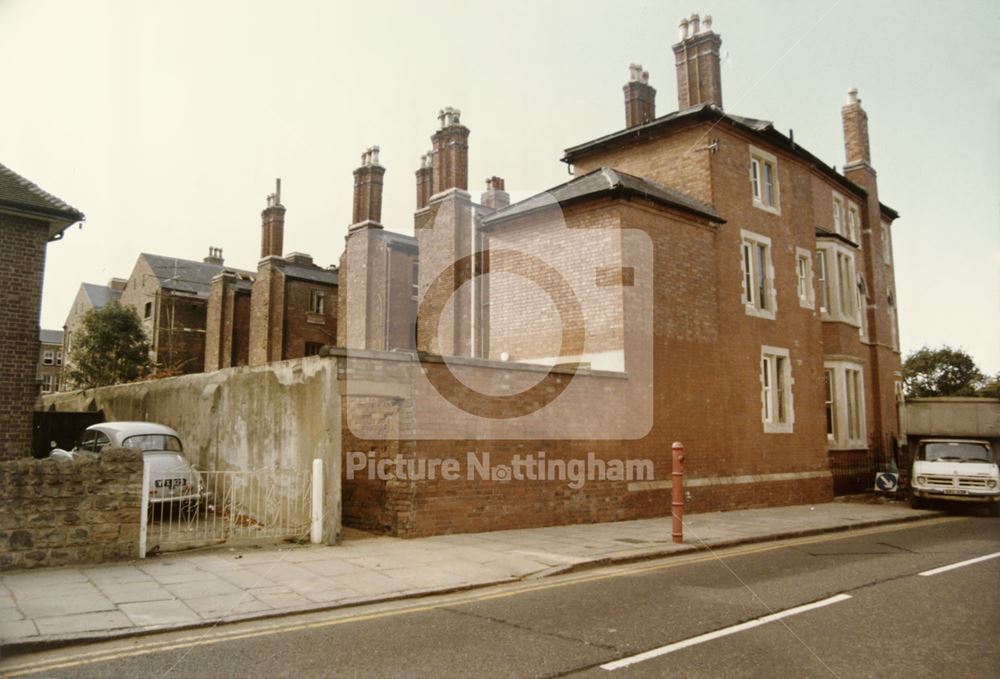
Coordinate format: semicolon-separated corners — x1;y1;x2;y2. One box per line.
989;503;1000;518
909;492;924;510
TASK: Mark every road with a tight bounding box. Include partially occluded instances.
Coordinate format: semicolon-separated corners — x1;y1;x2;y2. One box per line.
3;514;998;678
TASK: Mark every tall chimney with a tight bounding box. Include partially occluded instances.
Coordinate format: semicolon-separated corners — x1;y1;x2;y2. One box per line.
481;176;510;210
672;13;723;110
352;146;386;225
415;151;434;209
431;107;469;192
841;87;871;167
260;178;285;259
624;63;656;127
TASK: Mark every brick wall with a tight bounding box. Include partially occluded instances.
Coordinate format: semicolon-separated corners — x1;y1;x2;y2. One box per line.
282;278;338;357
0;449;142;569
0;214;48;460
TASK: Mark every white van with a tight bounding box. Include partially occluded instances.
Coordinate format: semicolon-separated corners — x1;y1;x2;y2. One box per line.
910;438;1000;515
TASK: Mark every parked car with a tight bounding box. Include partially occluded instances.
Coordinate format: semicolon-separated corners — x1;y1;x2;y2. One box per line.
910;438;1000;515
51;421;206;511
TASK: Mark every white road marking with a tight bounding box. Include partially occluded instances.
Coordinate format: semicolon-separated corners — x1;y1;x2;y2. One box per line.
601;594;852;671
918;551;1000;577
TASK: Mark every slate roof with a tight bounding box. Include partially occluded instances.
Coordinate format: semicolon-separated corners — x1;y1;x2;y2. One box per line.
277;261;339;286
142;253;254;298
0;161;84;236
81;282;121;309
484;166;722;226
39;329;64;346
375;230;418;250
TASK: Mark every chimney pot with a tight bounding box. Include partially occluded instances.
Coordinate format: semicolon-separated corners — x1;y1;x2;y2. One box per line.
689;14;700;34
703;15;713;32
678;18;689;40
846;87;859;105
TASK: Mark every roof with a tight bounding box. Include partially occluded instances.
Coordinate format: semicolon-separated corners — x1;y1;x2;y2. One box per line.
82;282;121;309
87;421;181;442
815;226;859;248
562;104;897;214
483;166;722;226
142;253;254;298
276;260;339;286
39;329;64;345
0;161;85;238
374;230;418;250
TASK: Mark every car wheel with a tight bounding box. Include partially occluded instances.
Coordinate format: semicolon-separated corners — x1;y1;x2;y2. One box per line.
909;492;924;510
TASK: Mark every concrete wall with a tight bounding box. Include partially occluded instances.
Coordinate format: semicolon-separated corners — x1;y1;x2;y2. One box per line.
39;357;342;543
0;449;142;569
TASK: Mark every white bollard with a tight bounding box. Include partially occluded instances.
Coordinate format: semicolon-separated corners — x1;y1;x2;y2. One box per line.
310;458;324;544
139;461;150;559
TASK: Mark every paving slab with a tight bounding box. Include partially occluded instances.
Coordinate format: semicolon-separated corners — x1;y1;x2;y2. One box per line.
0;500;939;652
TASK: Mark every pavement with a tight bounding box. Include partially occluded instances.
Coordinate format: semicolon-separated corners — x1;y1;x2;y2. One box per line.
0;499;938;655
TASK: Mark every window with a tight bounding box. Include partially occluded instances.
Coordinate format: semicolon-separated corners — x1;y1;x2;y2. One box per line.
749;147;780;213
55;350;63;366
143;301;152;319
411;260;419;301
816;242;861;326
888;289;899;351
309;289;325;315
816;251;829;313
795;248;814;308
761;346;793;433
824;369;836;440
847;204;861;244
740;230;775;319
40;374;53;394
832;194;845;236
304;341;324;357
881;221;893;264
824;361;866;448
857;276;869;342
42;350;54;365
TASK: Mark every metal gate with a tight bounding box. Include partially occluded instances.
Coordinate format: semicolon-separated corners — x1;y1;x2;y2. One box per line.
139;460;323;556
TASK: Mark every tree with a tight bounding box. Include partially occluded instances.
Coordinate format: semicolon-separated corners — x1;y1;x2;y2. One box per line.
67;301;151;388
902;345;985;397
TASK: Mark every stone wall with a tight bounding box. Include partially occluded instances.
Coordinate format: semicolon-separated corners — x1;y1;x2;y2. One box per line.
0;449;142;569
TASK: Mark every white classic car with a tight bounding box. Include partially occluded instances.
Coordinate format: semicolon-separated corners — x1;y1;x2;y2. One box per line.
51;421;206;509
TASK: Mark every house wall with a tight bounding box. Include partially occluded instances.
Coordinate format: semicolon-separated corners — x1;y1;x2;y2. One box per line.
0;213;48;459
281;278;338;358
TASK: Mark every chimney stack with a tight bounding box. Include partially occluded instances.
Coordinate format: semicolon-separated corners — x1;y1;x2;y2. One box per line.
431;107;470;192
260;178;285;259
624;63;657;127
352;146;386;226
841;87;871;168
415;151;434;209
481;176;510;210
204;246;224;266
672;13;723;110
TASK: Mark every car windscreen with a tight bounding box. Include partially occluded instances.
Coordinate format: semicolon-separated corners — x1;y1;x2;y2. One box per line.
122;434;184;453
918;442;994;463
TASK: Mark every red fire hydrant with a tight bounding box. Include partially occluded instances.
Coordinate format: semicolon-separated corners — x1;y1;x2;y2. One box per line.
672;441;685;543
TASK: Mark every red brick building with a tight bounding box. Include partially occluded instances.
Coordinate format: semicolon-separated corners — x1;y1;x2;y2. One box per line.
0;162;83;459
336;14;902;533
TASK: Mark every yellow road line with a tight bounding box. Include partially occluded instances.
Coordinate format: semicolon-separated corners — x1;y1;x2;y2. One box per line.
1;516;964;676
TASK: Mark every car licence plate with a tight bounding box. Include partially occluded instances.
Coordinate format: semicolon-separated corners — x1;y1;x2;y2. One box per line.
155;478;187;489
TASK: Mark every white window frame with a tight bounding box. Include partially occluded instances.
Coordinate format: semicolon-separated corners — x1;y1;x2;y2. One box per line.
55;350;63;366
761;346;794;434
824;368;836;441
816;250;829;313
832;193;846;237
740;230;776;320
40;373;53;394
824;360;867;449
846;203;861;245
795;247;814;309
816;242;861;327
881;220;893;265
749;146;780;215
309;289;325;315
42;350;54;366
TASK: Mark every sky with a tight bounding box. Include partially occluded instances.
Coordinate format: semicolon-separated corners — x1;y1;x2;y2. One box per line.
2;0;998;373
